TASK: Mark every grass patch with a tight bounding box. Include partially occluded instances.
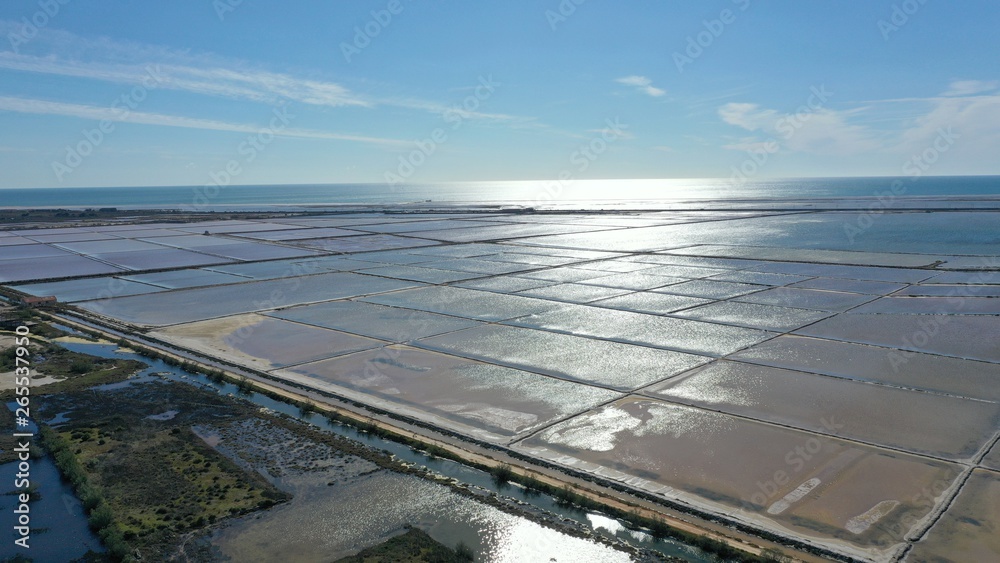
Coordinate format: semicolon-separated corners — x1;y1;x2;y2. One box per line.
0;339;145;398
0;406;20;464
60;425;285;539
31;346;291;562
334;527;473;563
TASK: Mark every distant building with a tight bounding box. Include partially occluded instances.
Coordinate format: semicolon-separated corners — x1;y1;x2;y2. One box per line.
20;295;57;307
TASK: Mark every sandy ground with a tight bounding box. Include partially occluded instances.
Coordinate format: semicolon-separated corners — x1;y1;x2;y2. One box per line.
53;335;115;345
0;371;65;390
1;333;65;390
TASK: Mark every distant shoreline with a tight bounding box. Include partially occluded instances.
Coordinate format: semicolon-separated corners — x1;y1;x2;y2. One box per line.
4;196;1000;214
2;176;1000;210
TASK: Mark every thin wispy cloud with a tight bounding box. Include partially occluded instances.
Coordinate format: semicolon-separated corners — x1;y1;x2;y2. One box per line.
722;138;776;153
895;89;1000;152
0;51;371;109
942;79;998;97
615;75;665;97
718;102;882;155
0;96;408;146
379;96;530;124
0;23;546;126
0;49;553;127
586;127;634;140
718;103;779;131
718;78;1000;159
854;80;1000;105
376;96;595;142
872;79;1000;153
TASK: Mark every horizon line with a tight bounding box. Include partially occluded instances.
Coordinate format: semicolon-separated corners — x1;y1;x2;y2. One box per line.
3;174;1000;190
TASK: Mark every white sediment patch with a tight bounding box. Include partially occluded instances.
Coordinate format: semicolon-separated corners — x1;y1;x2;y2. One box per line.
767;478;821;515
845;500;900;534
0;371;65;390
437;403;538;433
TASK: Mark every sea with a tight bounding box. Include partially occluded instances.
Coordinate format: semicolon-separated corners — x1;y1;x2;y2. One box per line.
2;176;999;210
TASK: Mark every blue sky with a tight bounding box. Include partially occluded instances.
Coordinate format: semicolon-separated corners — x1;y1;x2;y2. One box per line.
1;0;998;188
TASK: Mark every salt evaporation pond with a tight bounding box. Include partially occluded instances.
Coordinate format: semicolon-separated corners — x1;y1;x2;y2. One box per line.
0;255;124;282
906;470;1000;562
359;285;560;321
456;275;556;293
153;314;386;370
587;291;712;315
76;272;420;326
647;360;1000;460
6;208;1000;561
122;268;250;289
514;282;633;304
731;335;1000;402
984;442;1000;472
357;264;483;283
14;275;164;302
515;396;962;559
651;279;766;299
735;287;877;311
506;303;773;356
267;299;482;341
416;323;710;391
278;345;622;444
670;301;834;331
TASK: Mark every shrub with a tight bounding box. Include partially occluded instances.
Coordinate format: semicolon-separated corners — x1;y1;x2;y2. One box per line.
761;547;791;562
69;359;93;374
88;503;114;531
490;463;514;486
455;541;475;562
235;377;254;395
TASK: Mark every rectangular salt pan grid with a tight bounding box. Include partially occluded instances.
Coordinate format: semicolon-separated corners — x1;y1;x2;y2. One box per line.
1;244;76;260
795;313;1000;362
905;470;1000;562
735;287;878;311
266;299;482;341
359;286;561;321
514;396;961;552
415;323;711;390
506;304;774;356
0;255;125;282
91;249;235;270
153;314;386;371
356;265;484;284
122;268;251;289
3;209;1000;561
588;291;712;314
731;335;1000;402
670;301;834;332
12;276;163;302
647;359;1000;460
277;345;622;444
513;283;633;304
77;272;420;326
